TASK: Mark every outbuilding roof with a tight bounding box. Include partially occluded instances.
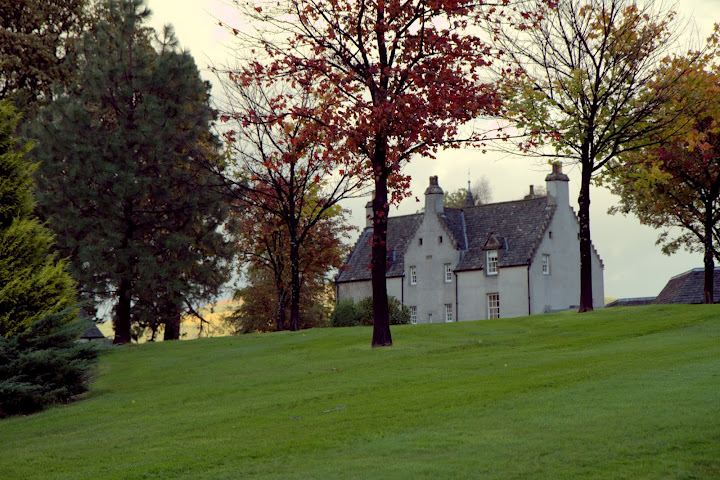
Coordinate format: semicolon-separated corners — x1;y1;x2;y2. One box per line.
653;267;720;304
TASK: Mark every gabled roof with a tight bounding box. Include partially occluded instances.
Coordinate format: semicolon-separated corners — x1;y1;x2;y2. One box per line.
81;325;105;340
336;196;555;283
653;268;720;304
454;197;555;271
336;213;422;282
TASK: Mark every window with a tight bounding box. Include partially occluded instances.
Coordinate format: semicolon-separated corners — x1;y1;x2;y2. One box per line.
428;313;433;323
487;293;500;319
419;238;423;246
444;263;452;282
486;250;498;275
542;254;550;275
409;266;417;285
445;304;453;322
439;235;443;244
409;306;417;324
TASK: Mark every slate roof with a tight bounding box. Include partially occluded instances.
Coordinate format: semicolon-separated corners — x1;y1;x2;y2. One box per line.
653;268;720;304
336;196;555;283
81;325;105;340
605;297;656;307
336;214;422;282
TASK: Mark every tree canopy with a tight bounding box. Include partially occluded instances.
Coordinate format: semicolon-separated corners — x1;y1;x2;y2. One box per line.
496;0;695;311
224;0;514;345
30;0;232;343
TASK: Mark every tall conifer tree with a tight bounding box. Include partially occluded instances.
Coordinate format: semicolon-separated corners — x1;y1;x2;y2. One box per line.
31;0;231;343
0;100;100;417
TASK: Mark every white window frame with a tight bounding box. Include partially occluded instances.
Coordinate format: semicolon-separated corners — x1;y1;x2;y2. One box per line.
487;293;500;319
486;250;498;275
409;266;417;285
444;304;453;323
409;306;417;324
542;254;550;275
444;263;452;283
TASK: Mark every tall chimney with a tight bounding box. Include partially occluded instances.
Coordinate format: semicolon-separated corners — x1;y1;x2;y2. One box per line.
545;162;569;206
424;176;444;215
365;191;375;228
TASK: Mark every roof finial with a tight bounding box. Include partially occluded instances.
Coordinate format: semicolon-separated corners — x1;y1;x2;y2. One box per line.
465;171;475;207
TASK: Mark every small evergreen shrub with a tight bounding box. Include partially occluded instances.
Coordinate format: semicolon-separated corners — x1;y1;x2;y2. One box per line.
330;298;362;327
0;309;105;417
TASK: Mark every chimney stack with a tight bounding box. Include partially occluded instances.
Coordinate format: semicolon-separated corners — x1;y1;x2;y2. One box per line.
424;176;444;215
545;162;569;207
365;191;375;228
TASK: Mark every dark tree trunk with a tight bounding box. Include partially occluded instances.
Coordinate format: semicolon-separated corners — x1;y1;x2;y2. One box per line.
289;239;301;331
703;199;715;304
276;288;287;331
113;277;132;344
163;303;182;340
578;160;594;313
371;168;392;347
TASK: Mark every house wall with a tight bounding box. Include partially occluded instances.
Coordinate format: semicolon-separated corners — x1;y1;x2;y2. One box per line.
529;203;605;313
402;209;461;323
456;266;529;321
337;277;403;304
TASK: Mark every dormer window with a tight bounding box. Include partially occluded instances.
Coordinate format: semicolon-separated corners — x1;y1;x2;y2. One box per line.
486;250;498;275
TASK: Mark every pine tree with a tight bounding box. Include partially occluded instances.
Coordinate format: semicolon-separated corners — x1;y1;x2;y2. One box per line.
30;0;232;343
0;100;101;417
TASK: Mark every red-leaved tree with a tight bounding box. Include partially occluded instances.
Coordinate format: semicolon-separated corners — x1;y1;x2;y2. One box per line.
224;0;525;346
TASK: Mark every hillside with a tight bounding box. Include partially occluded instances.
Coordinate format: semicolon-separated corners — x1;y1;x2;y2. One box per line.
1;305;718;479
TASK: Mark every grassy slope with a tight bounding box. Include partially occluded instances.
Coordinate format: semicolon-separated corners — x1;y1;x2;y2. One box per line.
1;305;719;479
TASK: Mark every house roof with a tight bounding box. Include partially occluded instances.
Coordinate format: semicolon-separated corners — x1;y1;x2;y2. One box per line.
605;297;656;307
336;196;555;283
653;267;720;304
336;213;422;282
81;325;105;340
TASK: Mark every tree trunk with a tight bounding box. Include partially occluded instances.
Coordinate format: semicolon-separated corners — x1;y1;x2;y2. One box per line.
703;200;715;304
113;277;132;344
288;239;301;331
371;169;392;347
276;288;287;331
578;161;594;313
163;303;182;340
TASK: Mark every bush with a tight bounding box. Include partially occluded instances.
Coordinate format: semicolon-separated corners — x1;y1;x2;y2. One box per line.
332;296;410;327
0;309;105;417
330;298;363;327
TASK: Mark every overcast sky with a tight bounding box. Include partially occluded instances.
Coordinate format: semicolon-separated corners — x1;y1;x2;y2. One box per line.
145;0;720;299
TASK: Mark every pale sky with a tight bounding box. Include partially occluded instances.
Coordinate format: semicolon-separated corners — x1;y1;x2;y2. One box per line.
145;0;720;300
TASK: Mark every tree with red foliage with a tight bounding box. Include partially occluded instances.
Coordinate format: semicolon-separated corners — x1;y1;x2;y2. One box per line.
208;82;361;332
223;0;520;346
607;56;720;304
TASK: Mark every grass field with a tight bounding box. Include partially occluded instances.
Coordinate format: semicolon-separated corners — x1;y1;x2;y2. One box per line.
1;305;719;479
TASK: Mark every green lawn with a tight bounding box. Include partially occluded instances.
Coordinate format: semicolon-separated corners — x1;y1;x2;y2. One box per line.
1;305;719;479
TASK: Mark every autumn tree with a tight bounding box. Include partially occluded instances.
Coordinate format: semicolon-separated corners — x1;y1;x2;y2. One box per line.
444;176;493;207
207;79;362;332
494;0;696;312
0;0;87;113
607;56;720;303
30;0;232;344
224;0;510;346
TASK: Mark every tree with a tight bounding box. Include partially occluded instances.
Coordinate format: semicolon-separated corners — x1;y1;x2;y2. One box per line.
0;0;87;113
30;0;232;344
494;0;696;312
226;183;352;332
443;176;493;207
208;81;362;332
606;58;720;303
0;100;101;417
225;0;511;346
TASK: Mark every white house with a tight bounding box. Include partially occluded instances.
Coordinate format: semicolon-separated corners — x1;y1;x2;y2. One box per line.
335;163;605;322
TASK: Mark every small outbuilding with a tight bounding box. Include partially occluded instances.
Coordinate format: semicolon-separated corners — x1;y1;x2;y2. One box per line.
79;325;106;342
653;267;720;304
